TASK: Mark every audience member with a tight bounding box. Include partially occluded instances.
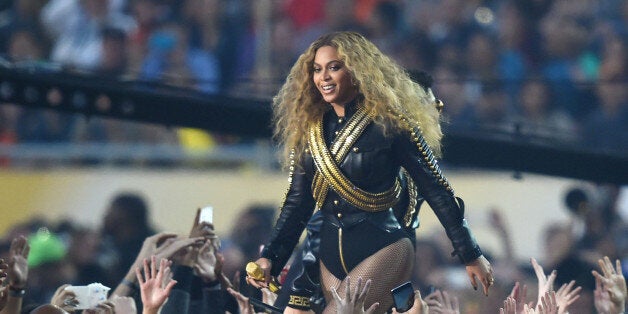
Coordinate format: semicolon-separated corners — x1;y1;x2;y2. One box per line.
136;256;176;314
100;192;157;285
140;22;220;93
40;0;135;70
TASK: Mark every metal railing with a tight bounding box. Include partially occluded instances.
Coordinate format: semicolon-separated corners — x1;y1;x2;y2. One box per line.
0;142;278;170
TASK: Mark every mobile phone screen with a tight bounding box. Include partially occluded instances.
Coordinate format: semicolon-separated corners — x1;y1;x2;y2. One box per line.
199;206;213;224
391;281;414;312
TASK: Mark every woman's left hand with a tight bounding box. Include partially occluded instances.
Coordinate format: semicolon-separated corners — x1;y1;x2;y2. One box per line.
465;255;494;296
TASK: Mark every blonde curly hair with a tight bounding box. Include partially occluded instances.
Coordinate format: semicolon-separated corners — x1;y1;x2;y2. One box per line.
273;31;442;168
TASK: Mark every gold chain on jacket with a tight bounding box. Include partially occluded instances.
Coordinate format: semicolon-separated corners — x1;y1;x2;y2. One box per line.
309;106;401;212
392;109;454;194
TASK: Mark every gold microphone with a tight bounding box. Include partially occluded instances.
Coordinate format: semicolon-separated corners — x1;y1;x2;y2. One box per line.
246;262;281;293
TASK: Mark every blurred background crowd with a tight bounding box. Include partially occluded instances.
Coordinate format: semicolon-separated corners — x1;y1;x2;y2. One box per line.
0;183;626;313
0;0;627;154
0;0;627;313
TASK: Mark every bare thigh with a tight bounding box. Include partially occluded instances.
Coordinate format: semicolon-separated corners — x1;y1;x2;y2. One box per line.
320;238;414;314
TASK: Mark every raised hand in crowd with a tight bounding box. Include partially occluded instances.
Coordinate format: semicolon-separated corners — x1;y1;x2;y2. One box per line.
0;258;8;312
138;233;205;266
508;281;532;313
425;289;458;314
554;280;581;314
531;257;557;308
109;296;136;314
489;209;515;262
1;236;30;314
83;301;116;314
592;256;627;314
180;209;219;266
536;291;558;314
136;256;177;314
500;297;548;314
193;240;217;282
214;251;233;290
7;236;29;292
500;296;518;314
189;208;219;242
261;287;278;308
112;232;203;297
330;276;379;314
226;288;254;314
50;284;78;312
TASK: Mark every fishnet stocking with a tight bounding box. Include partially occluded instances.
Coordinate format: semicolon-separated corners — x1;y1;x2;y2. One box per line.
320;238;414;314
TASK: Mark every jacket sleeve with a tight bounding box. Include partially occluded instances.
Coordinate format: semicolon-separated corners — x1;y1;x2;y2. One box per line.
261;158;317;276
392;127;483;264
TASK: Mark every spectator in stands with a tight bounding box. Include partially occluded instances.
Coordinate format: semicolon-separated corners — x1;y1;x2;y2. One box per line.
539;10;597;119
516;79;576;140
227;204;275;268
542;223;596;295
127;0;166;76
40;0;135;70
495;2;529;98
99;27;128;77
23;229;74;306
65;226;110;287
433;64;470;127
0;0;48;54
140;22;220;93
0;106;17;167
364;1;404;56
464;82;512;128
582;38;628;153
100;192;157;285
6;25;77;146
6;27;45;62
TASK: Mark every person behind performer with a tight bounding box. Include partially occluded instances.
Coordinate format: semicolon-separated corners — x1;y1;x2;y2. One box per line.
246;31;493;313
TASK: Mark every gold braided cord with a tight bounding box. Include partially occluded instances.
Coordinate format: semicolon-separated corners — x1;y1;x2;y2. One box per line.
311;125;401;211
311;106;372;208
312;171;329;209
309;107;401;212
329;107;372;162
401;168;418;227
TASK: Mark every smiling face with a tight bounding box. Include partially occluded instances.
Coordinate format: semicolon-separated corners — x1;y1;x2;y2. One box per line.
312;45;358;110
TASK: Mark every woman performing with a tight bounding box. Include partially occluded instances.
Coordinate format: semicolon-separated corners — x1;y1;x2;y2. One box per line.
247;31;493;313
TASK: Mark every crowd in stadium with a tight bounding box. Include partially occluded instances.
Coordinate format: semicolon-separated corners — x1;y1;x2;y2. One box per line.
0;0;626;150
0;185;626;313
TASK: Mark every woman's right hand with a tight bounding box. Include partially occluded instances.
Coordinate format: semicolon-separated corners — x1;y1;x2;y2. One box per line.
245;258;272;289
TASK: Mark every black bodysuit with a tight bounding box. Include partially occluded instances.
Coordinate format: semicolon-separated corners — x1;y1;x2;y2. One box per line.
261;102;482;280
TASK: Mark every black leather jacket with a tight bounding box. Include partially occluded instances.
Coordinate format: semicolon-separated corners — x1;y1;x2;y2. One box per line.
261;106;482;276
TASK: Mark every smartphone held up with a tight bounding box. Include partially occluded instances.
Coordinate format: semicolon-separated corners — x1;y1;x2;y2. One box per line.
199;206;213;224
391;281;415;313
